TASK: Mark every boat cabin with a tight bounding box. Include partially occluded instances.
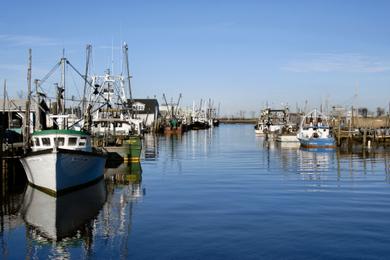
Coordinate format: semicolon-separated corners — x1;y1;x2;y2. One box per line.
31;130;92;152
300;125;331;139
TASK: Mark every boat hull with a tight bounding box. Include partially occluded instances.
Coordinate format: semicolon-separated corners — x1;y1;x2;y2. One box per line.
276;135;299;142
20;149;106;195
127;136;142;163
164;126;183;135
299;137;336;149
255;129;265;135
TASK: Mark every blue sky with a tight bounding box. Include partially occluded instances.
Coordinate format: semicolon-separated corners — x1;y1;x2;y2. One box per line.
0;0;389;116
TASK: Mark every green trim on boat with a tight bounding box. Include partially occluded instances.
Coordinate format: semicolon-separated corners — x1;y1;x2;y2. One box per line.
32;129;90;136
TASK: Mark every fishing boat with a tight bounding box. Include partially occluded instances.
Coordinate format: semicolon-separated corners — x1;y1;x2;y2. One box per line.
85;44;143;163
20;128;106;195
276;124;300;142
297;109;336;149
255;107;289;136
160;94;188;134
19;52;106;195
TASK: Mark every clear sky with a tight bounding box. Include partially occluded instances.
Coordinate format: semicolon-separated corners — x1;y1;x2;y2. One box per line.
0;0;389;116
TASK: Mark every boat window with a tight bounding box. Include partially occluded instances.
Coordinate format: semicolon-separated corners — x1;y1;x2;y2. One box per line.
55;137;65;146
34;138;40;146
41;138;51;146
79;137;86;146
68;137;78;146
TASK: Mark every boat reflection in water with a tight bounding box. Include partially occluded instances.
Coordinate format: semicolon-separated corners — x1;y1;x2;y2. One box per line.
18;162;144;258
105;162;144;199
21;179;107;241
143;133;159;160
298;148;335;178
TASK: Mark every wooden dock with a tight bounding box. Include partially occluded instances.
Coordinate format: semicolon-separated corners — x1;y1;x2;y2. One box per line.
331;115;390;148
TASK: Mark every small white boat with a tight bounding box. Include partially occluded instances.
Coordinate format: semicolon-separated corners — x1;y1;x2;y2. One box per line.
276;134;299;142
297;109;336;149
276;124;300;142
20;129;106;195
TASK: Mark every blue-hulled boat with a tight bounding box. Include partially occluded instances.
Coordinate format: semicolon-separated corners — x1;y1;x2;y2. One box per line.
297;109;336;149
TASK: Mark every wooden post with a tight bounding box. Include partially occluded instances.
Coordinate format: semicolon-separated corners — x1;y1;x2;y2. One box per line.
351;106;354;130
363;128;367;149
337;114;341;146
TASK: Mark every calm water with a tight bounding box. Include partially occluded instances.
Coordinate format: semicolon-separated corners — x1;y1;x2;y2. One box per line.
1;124;390;259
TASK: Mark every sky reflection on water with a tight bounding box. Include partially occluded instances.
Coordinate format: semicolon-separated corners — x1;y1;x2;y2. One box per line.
1;124;390;259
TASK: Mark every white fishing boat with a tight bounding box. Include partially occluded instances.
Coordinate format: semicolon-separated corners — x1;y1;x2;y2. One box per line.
20;128;106;195
276;124;300;142
19;53;106;195
254;108;288;136
296;109;336;149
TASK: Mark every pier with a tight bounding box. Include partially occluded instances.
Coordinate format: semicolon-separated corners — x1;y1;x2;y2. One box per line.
332;115;390;148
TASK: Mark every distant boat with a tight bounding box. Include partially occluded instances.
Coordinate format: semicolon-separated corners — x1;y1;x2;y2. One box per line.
20;128;106;195
255;107;288;136
297;109;336;149
276;123;300;143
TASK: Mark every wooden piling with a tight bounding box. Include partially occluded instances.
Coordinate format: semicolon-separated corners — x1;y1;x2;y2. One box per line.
337;114;341;146
363;128;367;149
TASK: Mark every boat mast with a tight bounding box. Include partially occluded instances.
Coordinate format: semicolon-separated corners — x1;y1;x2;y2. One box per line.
175;93;182;116
24;49;32;153
2;80;7;134
34;79;41;131
123;43;133;115
60;49;66;115
162;94;171;117
82;44;92;116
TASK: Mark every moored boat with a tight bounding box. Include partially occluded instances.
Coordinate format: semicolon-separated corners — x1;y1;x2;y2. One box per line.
20;129;106;195
276;124;300;142
297;109;336;149
254;107;288;136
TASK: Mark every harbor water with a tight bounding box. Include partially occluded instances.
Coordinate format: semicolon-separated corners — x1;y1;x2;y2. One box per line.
1;124;390;259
